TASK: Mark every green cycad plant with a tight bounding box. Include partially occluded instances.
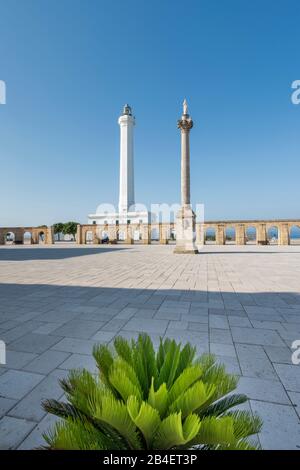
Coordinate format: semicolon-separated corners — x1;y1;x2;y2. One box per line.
42;334;262;450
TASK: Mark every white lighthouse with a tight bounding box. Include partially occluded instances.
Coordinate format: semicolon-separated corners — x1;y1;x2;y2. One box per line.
118;104;135;214
88;104;149;226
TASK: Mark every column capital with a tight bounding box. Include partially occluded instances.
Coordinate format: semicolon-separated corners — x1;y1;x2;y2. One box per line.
177;117;193;131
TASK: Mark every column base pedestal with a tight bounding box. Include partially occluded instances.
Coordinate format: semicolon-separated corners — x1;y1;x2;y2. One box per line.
173;247;198;254
174;206;198;255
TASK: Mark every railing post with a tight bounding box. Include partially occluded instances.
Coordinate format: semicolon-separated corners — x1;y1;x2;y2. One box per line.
216;224;225;245
236;224;246;245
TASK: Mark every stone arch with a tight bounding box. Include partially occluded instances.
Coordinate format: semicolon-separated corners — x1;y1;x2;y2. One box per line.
5;231;15;244
165;227;176;243
245;226;257;245
101;230;109;243
204;227;216;244
290;225;300;245
117;230;125;241
133;229;141;242
151;227;159;241
85;230;93;244
267;226;279;245
23;231;32;245
38;231;45;244
225;226;236;244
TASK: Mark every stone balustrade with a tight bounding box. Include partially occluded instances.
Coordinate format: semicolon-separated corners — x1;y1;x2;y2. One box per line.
0;220;298;246
76;220;300;246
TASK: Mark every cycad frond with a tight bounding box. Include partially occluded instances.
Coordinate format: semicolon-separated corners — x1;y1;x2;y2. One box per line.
195;416;236;447
175;342;197;379
153;412;200;449
109;358;142;401
93;343;114;384
132;333;158;397
92;394;142;449
127;396;161;448
114;336;133;365
42;399;81;420
157;339;181;388
148;377;168;418
195;352;216;372
199;394;248;418
228;410;263;438
201;363;238;402
168;365;203;406
169;381;215;418
43;418;114;450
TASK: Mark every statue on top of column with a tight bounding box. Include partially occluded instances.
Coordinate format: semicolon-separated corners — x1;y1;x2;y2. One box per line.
178;99;193;130
183;99;188;115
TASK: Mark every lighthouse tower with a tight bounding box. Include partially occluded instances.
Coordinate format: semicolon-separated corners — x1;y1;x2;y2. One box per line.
88;104;149;226
118;104;135;214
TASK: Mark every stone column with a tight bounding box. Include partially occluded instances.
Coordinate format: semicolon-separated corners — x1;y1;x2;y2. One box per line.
45;227;54;245
159;224;168;245
174;100;198;254
125;224;133;244
257;224;267;245
236;224;246;245
142;224;150;244
108;225;117;244
216;224;225;245
279;223;290;245
76;224;82;244
196;223;205;246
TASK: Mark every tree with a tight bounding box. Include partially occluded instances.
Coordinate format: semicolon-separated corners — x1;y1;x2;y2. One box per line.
53;223;64;241
62;221;79;241
42;334;262;450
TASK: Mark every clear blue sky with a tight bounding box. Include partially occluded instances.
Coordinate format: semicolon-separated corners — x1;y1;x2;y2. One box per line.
0;0;299;226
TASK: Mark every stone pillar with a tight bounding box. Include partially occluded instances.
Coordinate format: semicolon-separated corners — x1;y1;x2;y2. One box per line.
76;225;82;244
279;223;290;245
108;225;117;244
257;224;267;245
142;224;150;244
131;224;138;244
14;230;23;244
125;224;133;244
45;227;54;245
174;100;198;254
236;224;246;245
159;224;168;245
32;231;38;244
216;224;225;245
196;223;205;246
91;226;98;244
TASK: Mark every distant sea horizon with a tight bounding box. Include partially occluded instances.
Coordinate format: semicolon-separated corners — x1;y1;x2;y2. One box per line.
206;226;300;239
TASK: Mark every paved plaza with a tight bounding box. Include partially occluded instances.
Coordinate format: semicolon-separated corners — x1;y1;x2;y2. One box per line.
0;243;300;449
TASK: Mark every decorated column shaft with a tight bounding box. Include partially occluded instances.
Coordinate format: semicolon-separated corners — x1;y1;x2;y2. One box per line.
178;100;193;207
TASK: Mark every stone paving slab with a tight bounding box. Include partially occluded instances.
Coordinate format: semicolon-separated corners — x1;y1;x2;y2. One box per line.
250;400;300;450
0;243;300;449
0;416;36;450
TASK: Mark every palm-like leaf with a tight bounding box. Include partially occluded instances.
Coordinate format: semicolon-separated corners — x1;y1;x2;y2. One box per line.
43;333;262;450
